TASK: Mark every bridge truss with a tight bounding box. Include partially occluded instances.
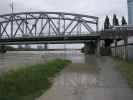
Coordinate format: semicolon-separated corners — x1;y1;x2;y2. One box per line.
0;12;98;40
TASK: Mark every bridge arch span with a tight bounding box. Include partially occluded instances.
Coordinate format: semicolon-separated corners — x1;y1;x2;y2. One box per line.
0;12;98;39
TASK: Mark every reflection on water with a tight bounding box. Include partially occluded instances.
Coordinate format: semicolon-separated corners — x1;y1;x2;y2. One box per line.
0;50;88;73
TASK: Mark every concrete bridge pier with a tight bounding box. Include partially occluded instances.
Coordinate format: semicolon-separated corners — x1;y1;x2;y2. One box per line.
83;41;97;54
44;44;48;50
83;43;89;54
96;39;100;56
0;45;7;53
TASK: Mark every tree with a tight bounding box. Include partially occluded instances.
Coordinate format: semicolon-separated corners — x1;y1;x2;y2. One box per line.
113;14;119;26
104;16;110;29
121;16;127;25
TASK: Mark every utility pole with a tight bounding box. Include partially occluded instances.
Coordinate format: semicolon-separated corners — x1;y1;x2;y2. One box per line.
10;0;14;38
10;0;14;14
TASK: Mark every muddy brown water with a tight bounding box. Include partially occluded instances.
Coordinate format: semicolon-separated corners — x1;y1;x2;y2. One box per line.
0;51;133;100
0;50;86;73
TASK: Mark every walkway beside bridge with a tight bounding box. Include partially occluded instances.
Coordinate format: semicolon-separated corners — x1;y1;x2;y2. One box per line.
36;55;133;100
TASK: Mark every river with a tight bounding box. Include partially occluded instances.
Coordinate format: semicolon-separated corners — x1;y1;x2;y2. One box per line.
0;50;86;73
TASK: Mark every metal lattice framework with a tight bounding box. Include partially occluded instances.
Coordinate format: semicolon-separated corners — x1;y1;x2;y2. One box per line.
0;12;98;39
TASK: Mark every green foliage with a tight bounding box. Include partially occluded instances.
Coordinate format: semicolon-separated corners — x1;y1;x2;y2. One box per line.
0;59;71;100
116;59;133;89
113;14;119;26
104;16;110;29
121;16;127;25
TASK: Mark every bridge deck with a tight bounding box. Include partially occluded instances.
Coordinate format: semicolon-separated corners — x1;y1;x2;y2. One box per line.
0;35;100;45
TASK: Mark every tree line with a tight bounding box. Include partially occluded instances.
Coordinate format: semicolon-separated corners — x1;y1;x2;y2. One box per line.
104;14;127;30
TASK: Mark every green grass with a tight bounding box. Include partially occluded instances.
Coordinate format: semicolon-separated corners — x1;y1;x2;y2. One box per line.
0;59;71;100
115;59;133;89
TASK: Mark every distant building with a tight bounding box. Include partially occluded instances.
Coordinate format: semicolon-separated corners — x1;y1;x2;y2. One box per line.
128;0;133;24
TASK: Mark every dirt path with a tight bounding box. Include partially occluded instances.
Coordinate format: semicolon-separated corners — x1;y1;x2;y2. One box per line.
36;56;133;100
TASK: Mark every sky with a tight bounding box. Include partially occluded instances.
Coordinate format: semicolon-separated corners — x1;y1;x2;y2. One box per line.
0;0;128;24
0;0;128;49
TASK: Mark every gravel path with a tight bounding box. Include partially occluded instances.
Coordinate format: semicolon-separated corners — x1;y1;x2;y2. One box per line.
36;56;133;100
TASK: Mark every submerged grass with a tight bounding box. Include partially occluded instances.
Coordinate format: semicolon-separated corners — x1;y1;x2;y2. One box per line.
0;59;71;100
115;59;133;89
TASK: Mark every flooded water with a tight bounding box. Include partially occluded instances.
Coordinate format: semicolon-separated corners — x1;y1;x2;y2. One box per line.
0;51;133;100
0;50;86;73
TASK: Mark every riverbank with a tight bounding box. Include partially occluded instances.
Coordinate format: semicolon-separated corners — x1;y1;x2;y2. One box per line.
37;56;133;100
115;59;133;89
0;59;71;100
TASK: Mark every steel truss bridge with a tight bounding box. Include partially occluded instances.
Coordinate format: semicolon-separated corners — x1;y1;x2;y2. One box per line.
0;12;99;45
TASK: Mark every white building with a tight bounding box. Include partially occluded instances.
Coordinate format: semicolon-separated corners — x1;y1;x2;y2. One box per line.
128;0;133;25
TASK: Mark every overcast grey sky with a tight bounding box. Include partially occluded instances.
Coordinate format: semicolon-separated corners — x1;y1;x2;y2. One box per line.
0;0;127;15
0;0;128;48
0;0;128;26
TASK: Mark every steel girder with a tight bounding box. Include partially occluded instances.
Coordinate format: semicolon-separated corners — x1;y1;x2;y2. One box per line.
0;12;98;39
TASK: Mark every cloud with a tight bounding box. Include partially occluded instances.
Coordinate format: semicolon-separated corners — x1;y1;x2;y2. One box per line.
0;0;127;16
0;0;128;30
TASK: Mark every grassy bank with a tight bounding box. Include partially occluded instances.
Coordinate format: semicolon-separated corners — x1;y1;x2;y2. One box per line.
115;59;133;89
0;59;71;100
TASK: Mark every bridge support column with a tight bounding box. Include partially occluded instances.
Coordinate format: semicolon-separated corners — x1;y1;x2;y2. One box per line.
0;45;7;53
96;39;100;56
44;44;48;50
83;43;89;54
83;41;96;54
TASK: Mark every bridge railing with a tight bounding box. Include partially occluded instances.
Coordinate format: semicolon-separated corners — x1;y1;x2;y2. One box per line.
100;25;133;39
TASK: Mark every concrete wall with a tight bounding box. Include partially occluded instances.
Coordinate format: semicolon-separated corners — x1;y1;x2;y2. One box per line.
111;44;133;60
111;36;133;60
